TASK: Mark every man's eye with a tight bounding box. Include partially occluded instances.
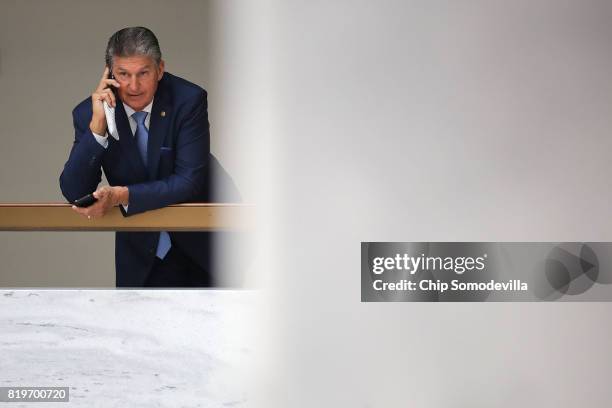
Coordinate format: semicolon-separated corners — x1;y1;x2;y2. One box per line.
139;71;149;77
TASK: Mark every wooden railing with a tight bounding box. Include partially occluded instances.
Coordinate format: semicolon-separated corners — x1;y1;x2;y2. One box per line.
0;203;252;231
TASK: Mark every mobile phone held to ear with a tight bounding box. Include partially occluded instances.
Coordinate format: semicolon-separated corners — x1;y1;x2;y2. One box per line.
74;193;98;208
104;66;120;140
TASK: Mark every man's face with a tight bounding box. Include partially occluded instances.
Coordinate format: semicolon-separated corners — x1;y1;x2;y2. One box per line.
111;55;164;111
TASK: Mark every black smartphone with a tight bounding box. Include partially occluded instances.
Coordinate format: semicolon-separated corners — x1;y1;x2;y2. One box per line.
108;64;119;97
74;193;98;208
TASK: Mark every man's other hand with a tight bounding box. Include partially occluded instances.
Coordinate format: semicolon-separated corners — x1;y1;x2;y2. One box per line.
71;186;129;219
89;66;121;135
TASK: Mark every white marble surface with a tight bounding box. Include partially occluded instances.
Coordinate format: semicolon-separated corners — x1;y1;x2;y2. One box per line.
0;290;256;407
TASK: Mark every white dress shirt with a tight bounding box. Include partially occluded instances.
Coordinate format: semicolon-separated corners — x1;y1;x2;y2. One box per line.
92;99;154;147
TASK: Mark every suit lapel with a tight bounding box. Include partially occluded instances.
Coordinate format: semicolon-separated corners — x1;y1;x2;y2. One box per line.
115;102;148;181
147;86;171;180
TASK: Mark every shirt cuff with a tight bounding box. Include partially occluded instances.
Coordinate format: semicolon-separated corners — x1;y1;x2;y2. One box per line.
122;204;129;212
92;132;109;149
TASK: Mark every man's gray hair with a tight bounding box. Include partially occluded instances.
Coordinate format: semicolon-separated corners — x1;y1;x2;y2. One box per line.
105;27;162;68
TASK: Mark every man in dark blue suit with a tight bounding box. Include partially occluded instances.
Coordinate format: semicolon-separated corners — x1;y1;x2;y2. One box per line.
60;27;213;287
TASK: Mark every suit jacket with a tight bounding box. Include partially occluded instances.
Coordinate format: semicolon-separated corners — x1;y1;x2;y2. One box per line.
60;72;216;286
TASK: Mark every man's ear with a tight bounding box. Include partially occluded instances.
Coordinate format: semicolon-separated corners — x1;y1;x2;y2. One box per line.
157;60;165;81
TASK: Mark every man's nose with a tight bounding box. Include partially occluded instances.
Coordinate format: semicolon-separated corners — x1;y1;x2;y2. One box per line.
127;76;140;92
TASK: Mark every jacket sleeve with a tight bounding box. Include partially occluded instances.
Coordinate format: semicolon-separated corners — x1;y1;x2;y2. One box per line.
59;107;106;203
124;90;210;216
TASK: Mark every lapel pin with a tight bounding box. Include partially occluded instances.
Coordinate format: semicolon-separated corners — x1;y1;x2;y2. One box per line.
161;111;166;117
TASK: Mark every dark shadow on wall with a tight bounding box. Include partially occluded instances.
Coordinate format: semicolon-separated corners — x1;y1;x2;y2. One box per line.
182;153;253;287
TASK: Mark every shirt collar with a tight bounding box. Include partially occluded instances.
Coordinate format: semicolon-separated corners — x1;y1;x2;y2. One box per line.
123;98;154;118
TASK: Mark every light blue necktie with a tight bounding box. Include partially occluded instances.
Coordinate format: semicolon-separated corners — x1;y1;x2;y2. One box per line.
133;111;172;259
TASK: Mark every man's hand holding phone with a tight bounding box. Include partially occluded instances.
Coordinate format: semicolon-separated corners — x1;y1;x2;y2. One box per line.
71;186;129;219
89;66;120;135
